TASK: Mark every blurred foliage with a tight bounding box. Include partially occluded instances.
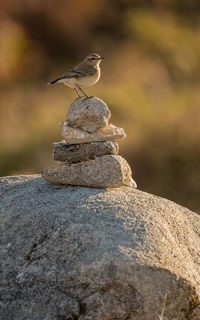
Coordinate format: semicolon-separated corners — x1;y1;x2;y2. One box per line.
0;0;200;211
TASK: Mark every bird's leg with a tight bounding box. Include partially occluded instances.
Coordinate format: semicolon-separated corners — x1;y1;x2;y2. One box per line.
77;86;89;98
77;87;93;101
74;88;81;99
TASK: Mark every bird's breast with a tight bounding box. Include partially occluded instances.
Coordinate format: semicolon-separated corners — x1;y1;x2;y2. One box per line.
64;68;100;88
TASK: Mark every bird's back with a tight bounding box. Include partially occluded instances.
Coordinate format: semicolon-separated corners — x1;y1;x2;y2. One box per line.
64;63;97;79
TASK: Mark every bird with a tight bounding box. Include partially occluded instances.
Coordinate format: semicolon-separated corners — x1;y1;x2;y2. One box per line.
48;53;104;99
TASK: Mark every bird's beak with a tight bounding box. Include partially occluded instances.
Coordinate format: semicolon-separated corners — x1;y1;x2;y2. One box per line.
99;56;104;60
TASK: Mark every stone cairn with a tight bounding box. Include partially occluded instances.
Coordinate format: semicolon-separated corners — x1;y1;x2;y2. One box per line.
42;97;137;188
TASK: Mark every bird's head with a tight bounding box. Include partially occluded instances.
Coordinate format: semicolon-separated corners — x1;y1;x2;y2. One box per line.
85;53;104;66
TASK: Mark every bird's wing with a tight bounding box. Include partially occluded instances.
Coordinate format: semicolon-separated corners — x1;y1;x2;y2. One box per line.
62;63;97;79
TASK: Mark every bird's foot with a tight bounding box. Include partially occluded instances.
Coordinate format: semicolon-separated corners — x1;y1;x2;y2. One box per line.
83;96;94;102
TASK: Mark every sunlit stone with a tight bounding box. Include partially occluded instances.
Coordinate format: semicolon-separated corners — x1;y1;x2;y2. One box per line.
60;123;126;144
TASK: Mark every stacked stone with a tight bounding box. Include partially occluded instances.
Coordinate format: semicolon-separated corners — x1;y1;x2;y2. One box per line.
42;97;137;188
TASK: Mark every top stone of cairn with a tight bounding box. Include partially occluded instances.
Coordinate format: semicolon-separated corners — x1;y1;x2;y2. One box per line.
66;97;111;133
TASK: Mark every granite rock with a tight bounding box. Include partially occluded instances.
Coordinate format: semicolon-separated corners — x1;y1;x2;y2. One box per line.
42;155;133;188
61;123;126;144
0;175;200;320
53;141;119;163
66;97;111;133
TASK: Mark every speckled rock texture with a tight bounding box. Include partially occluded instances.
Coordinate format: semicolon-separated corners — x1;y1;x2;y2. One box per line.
42;155;133;188
61;123;126;144
0;175;200;320
66;97;111;133
53;141;119;163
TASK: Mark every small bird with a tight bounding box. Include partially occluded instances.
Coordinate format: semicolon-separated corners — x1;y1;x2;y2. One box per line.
48;53;104;99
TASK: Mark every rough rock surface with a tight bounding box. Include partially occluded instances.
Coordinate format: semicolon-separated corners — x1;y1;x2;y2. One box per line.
42;155;133;188
66;97;111;133
53;141;119;163
0;175;200;320
61;123;126;144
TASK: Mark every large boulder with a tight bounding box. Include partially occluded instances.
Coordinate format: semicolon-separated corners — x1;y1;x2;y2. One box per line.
0;175;200;320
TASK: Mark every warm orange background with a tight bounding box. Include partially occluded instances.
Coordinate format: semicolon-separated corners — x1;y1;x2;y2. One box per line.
0;0;200;211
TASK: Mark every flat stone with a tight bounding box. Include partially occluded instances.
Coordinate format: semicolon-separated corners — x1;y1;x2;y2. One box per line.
42;155;134;188
53;141;119;163
66;97;111;133
60;123;126;144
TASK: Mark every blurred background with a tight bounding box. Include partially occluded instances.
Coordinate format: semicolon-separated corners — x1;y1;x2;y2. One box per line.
0;0;200;212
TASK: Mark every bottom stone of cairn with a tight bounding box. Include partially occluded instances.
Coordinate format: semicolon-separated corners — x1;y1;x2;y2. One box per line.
42;155;134;188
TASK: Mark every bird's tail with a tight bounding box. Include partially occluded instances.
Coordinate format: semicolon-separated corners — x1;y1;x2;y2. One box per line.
47;77;63;86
